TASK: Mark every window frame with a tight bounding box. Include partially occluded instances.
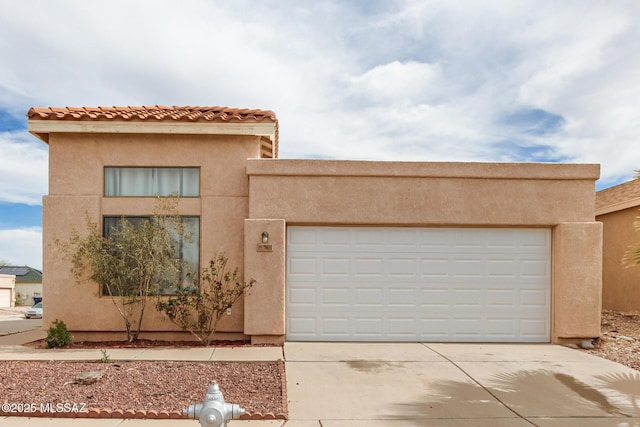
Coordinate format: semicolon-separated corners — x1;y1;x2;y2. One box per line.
104;166;201;197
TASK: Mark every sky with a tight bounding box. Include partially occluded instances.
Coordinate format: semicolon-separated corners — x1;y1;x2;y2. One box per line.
1;0;640;271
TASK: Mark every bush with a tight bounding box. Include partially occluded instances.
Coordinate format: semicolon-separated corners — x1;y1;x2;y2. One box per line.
46;319;72;348
156;254;255;345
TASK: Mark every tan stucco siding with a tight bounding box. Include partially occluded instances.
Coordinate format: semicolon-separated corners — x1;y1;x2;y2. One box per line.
248;160;598;226
49;133;260;197
43;132;262;338
598;207;640;311
552;222;603;338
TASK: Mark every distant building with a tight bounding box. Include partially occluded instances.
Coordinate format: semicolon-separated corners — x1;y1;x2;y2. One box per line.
0;266;43;306
0;274;15;307
596;178;640;311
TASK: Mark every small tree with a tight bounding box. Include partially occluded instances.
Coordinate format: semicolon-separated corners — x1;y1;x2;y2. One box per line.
57;197;190;343
156;254;255;346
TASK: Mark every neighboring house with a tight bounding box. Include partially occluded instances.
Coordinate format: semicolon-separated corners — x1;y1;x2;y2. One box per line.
596;178;640;311
0;274;16;308
28;105;602;345
0;266;42;306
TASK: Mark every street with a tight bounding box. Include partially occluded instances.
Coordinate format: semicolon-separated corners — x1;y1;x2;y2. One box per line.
0;307;42;336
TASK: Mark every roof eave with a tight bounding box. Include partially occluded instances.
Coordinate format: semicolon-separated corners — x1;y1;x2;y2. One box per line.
27;119;277;146
596;197;640;216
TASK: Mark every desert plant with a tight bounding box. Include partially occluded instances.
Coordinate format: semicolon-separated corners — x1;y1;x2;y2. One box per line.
14;292;24;306
56;197;191;343
156;254;256;345
99;349;111;363
46;319;72;348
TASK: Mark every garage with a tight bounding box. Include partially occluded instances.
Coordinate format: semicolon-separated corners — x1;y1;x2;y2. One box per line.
0;288;12;308
286;226;551;342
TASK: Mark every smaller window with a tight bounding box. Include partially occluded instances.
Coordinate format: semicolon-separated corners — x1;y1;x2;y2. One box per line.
104;167;199;197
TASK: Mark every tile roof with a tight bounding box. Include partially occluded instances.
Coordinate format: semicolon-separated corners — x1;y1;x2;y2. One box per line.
596;178;640;215
27;105;278;157
27;105;277;123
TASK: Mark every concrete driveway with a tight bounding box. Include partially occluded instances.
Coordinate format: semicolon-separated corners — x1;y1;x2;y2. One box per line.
284;342;640;426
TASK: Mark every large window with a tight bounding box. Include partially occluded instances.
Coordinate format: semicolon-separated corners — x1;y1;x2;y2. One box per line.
103;216;200;295
105;167;199;197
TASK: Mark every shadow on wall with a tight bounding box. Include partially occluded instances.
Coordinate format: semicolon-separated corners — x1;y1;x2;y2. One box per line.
386;369;640;426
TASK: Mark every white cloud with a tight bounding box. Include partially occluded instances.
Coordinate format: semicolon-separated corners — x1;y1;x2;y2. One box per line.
0;228;42;270
348;61;444;105
0;131;48;205
0;0;639;189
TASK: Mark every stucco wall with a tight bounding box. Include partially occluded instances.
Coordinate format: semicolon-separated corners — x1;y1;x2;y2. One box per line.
43;132;262;339
42;131;602;343
245;159;602;343
598;207;640;311
248;160;597;225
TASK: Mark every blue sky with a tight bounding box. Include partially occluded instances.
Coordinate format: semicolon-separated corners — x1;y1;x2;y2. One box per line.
1;0;640;271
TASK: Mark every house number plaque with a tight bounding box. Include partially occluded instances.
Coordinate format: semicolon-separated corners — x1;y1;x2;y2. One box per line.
257;244;273;252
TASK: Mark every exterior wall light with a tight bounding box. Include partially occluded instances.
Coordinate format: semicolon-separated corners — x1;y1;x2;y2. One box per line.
262;232;269;243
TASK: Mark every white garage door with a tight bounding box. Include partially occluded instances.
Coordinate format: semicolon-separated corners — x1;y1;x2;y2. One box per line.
286;227;551;342
0;289;11;308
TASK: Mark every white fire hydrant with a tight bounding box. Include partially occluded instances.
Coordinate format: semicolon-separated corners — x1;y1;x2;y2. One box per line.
183;381;246;426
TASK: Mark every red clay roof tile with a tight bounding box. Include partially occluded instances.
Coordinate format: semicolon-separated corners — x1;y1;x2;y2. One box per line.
28;105;279;158
27;105;277;123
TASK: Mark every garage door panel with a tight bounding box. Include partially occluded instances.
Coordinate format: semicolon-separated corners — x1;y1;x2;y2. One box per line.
354;287;383;306
288;287;317;305
420;288;450;307
486;288;516;306
520;319;549;338
354;257;384;275
287;227;550;342
287;316;316;336
520;289;548;307
388;316;418;331
288;256;318;275
321;317;350;335
321;288;350;306
354;317;383;336
0;289;11;308
388;288;417;306
321;258;350;275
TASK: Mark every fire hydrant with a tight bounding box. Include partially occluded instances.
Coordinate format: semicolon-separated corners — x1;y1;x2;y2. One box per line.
183;381;246;426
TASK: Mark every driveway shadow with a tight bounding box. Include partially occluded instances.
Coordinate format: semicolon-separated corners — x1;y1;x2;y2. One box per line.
388;369;640;425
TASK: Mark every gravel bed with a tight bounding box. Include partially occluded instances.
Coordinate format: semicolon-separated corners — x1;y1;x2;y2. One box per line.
579;309;640;371
0;360;285;418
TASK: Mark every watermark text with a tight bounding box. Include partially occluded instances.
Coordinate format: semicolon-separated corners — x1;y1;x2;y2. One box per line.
1;402;87;414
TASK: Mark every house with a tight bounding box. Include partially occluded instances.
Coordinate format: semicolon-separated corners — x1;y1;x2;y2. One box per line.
28;105;602;345
596;178;640;311
0;266;43;306
0;273;16;308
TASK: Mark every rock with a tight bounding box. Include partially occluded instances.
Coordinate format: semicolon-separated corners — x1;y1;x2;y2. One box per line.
73;371;103;385
617;335;635;342
562;343;579;349
580;340;595;350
